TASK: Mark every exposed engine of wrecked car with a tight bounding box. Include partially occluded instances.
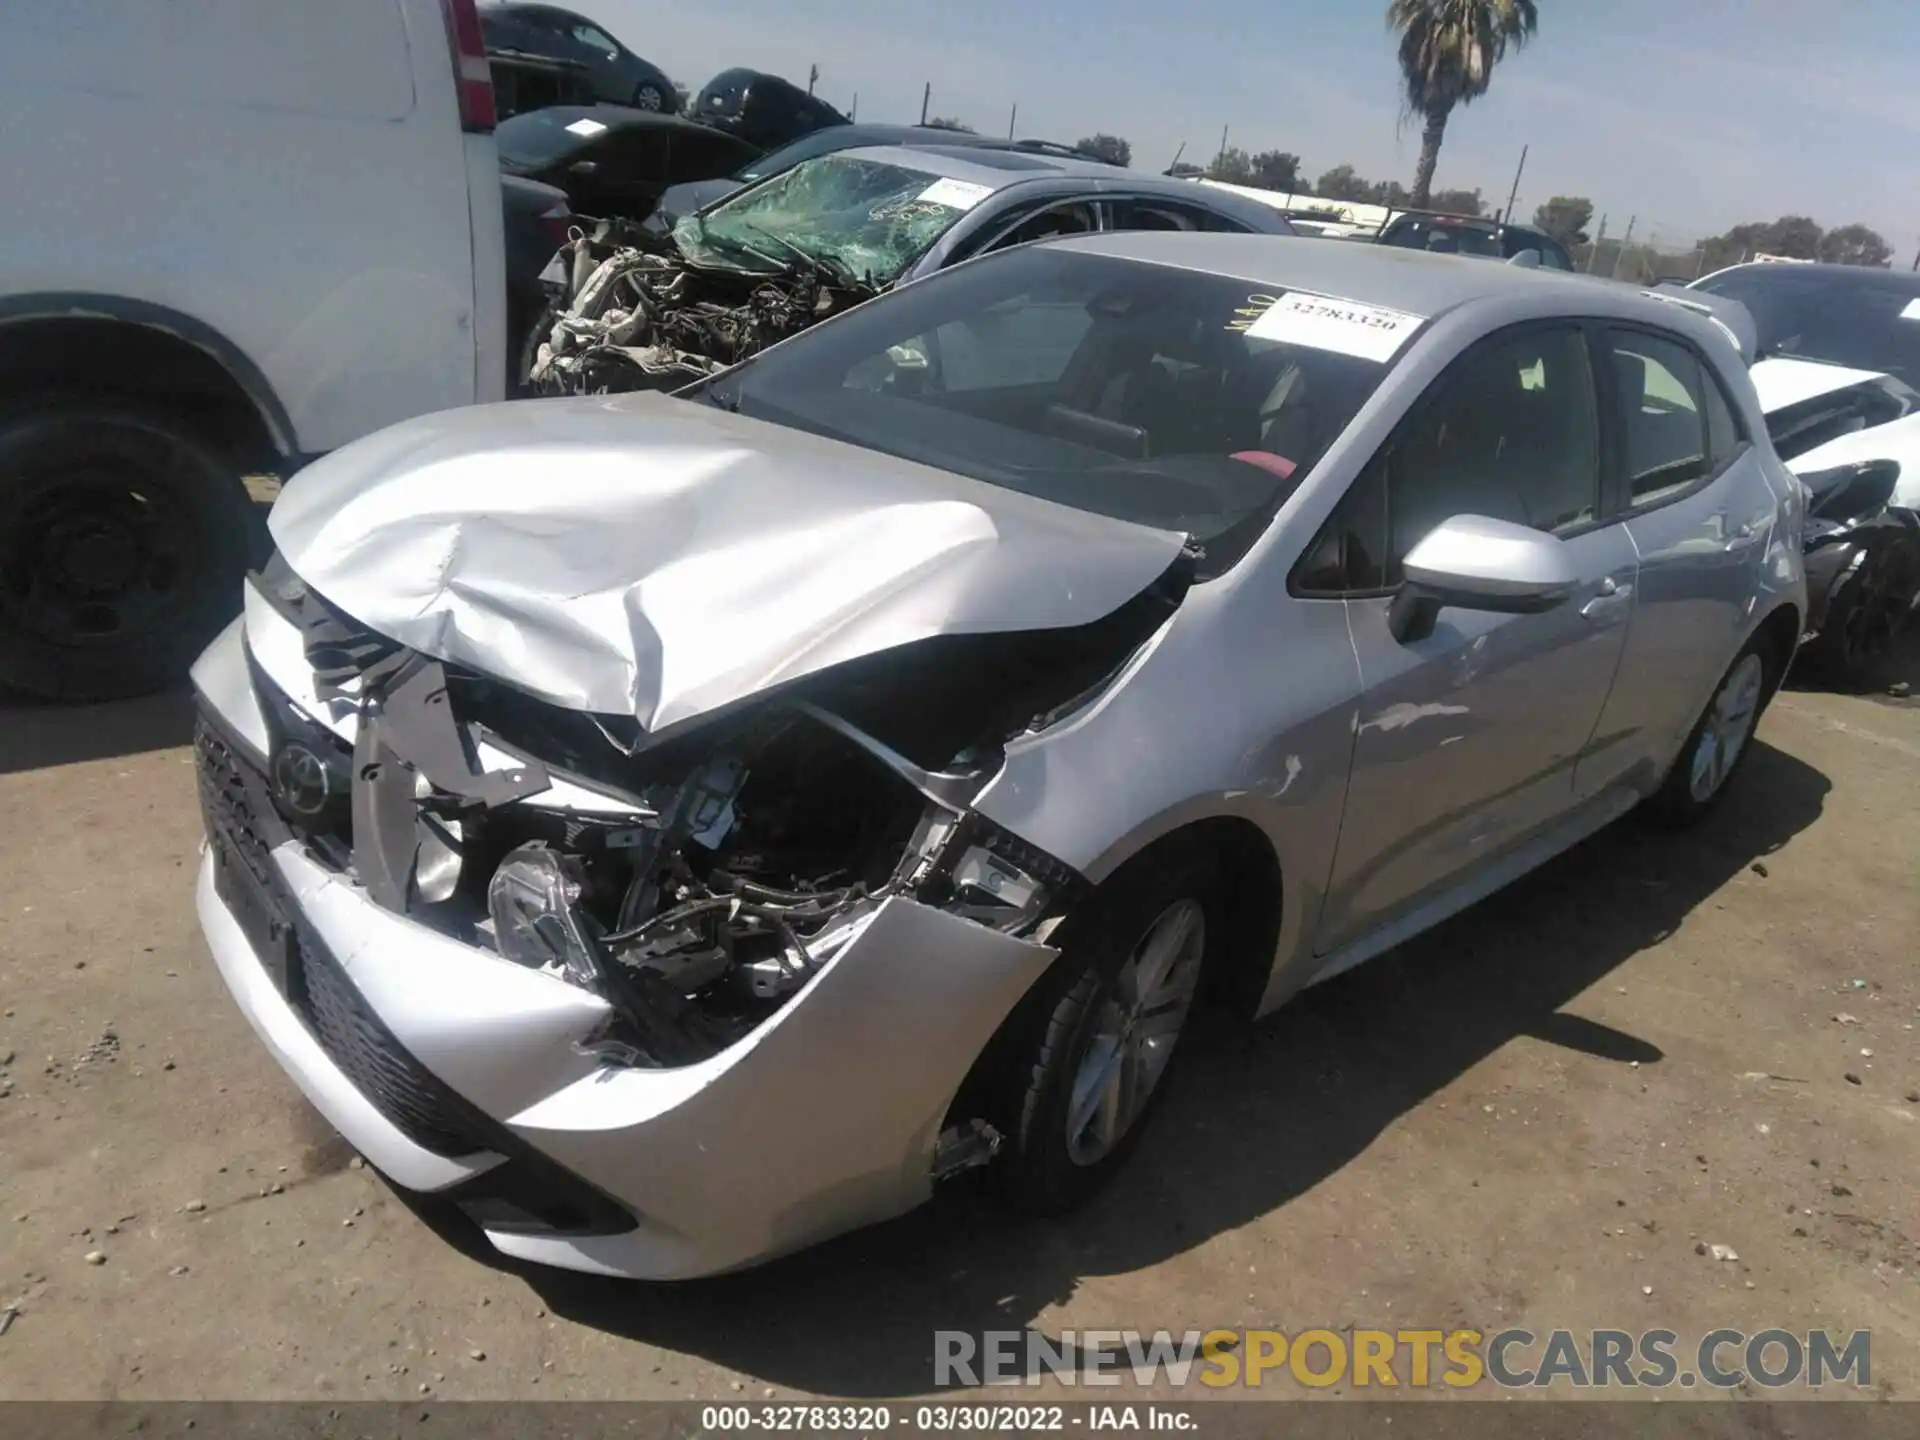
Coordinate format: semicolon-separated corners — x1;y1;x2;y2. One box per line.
256;552;1195;1070
525;216;880;396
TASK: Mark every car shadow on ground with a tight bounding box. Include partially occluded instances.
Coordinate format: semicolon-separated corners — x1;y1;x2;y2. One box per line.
0;686;195;774
392;734;1831;1397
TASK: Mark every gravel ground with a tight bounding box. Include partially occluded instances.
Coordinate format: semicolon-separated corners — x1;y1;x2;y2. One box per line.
0;662;1914;1402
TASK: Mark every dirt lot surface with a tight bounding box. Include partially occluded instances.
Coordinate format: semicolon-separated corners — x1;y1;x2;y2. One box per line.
1;664;1915;1404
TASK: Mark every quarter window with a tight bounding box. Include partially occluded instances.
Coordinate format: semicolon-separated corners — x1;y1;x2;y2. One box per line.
1607;331;1744;506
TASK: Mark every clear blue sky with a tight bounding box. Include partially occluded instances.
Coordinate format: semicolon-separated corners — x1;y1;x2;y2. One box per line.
581;0;1918;263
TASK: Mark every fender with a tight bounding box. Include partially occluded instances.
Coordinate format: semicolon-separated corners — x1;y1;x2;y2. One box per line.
0;291;301;460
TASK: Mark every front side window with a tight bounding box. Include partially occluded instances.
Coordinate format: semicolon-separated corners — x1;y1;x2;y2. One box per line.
569;23;617;52
673;155;991;287
710;248;1402;577
1297;326;1600;592
1608;330;1743;506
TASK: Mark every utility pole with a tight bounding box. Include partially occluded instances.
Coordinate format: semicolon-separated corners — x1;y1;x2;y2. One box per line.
1214;124;1230;174
807;64;818;96
1609;215;1637;280
1008;103;1016;140
920;82;930;126
1500;144;1528;225
1584;215;1607;273
849;91;857;121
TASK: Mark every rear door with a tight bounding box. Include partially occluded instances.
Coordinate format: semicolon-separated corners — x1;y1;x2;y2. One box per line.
1579;326;1772;789
1303;322;1639;953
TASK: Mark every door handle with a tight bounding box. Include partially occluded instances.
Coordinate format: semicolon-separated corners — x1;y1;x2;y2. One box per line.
1580;577;1634;621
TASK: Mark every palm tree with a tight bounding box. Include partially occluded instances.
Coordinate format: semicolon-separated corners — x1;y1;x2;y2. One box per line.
1387;0;1538;209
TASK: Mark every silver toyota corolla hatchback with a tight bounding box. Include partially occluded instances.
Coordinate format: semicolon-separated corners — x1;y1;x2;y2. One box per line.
192;234;1806;1279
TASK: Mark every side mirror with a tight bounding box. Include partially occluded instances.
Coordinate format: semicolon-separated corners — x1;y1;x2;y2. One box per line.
1388;514;1579;643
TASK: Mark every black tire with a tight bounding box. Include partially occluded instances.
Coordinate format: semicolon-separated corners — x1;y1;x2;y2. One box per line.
1802;533;1919;690
1643;630;1781;830
985;848;1220;1215
0;403;251;701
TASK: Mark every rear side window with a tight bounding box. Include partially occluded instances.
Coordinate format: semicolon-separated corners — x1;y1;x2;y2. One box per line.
1607;331;1746;506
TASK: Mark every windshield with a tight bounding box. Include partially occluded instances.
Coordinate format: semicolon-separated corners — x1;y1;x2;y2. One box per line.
495;109;599;170
702;248;1402;577
1382;220;1502;258
673;154;989;287
1695;268;1920;386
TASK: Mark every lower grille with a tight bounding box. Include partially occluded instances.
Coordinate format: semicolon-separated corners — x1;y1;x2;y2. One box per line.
196;708;490;1160
296;935;483;1158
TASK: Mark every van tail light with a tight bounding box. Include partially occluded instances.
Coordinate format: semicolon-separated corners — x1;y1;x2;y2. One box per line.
440;0;497;132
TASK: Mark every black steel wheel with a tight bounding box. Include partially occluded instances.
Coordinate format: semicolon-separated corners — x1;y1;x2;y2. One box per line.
0;403;251;701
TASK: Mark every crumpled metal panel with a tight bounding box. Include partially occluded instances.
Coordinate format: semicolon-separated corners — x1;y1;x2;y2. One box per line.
269;392;1187;732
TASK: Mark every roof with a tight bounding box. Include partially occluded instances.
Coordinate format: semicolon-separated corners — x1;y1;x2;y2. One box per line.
1049;231;1693;326
499;104;716;138
833;143;1118;185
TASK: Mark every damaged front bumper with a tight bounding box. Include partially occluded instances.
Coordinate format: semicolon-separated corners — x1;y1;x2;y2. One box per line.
190;600;1063;1279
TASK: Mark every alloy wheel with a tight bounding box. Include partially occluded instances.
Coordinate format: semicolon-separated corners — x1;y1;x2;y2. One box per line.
1688;652;1765;803
1065;898;1205;1167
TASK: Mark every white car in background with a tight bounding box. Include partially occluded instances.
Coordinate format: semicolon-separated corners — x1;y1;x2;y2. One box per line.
1691;263;1920;507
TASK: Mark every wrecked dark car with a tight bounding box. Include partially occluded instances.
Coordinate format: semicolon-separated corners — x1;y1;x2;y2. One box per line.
523;143;1295;396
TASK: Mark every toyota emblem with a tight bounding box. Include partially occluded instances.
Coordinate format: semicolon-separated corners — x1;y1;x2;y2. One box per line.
271;742;333;818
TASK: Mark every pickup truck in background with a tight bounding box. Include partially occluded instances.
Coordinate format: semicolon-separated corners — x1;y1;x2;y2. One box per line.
0;0;508;701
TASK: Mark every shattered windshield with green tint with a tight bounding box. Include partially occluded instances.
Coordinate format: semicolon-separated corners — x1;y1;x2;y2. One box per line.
672;154;993;288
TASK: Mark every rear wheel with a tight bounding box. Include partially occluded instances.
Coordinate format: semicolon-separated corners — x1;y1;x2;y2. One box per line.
987;852;1218;1214
0;403;251;701
633;83;665;111
1643;632;1777;829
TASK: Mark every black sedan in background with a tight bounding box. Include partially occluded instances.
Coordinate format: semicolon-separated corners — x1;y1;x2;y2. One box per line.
495;105;761;222
480;2;680;112
690;68;847;151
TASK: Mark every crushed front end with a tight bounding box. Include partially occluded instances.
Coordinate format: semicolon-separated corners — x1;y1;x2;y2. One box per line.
526;218;878;396
188;556;1125;1278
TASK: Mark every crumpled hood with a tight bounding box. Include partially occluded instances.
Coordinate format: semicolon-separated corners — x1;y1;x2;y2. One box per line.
1749;356;1888;415
268;392;1188;731
1747;357;1920;507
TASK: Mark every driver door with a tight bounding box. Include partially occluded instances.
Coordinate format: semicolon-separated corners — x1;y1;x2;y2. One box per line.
1301;323;1639;954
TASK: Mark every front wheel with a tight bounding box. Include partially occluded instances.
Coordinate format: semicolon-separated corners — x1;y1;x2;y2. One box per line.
1643;633;1776;829
986;853;1218;1214
633;83;665;111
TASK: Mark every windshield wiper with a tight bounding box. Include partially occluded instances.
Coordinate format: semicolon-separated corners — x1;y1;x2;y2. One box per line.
740;220;866;290
678;213;788;274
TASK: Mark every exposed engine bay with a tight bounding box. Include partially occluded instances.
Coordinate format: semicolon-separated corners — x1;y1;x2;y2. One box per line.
525;217;880;396
254;550;1192;1071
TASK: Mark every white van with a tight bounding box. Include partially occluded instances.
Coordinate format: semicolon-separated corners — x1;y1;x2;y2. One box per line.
0;0;507;700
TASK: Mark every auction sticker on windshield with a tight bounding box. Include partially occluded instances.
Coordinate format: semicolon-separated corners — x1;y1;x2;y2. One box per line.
1244;291;1425;363
1901;298;1920;321
565;118;608;138
916;177;996;211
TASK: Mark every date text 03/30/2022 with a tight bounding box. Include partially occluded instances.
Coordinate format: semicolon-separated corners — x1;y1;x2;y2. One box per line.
700;1405;1195;1431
